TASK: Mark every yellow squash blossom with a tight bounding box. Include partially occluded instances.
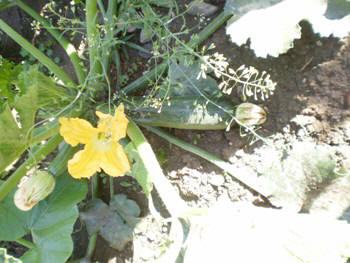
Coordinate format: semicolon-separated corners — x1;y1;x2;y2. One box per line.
59;104;130;179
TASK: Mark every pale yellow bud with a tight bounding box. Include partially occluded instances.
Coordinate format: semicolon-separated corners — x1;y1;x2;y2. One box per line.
14;171;56;211
235;103;267;126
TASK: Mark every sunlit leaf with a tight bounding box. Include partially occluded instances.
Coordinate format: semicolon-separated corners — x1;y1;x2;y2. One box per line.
125;142;153;197
225;0;350;58
0;65;70;172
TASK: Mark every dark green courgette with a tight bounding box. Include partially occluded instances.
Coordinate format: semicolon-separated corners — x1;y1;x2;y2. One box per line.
122;96;236;130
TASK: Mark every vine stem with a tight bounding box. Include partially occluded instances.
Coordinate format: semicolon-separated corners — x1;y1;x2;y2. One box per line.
15;238;36;249
86;0;102;83
16;0;86;85
126;120;188;217
0;134;63;202
0;19;76;87
101;0;118;73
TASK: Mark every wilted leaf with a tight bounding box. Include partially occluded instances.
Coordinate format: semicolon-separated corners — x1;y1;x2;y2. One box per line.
225;0;350;58
262;141;340;211
80;195;140;251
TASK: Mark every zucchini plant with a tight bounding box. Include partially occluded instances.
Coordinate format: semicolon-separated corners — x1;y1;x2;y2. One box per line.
0;0;273;261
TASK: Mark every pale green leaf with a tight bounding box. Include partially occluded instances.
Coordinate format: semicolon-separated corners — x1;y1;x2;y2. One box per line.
0;66;69;172
125;142;153;197
158;58;220;97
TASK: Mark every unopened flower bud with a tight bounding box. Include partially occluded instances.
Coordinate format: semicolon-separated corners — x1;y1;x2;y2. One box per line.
235;103;267;126
14;171;56;211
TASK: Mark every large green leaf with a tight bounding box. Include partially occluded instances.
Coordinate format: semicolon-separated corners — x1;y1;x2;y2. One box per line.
0;175;87;263
0;66;69;172
14;67;69;110
158;58;220;98
0;57;23;107
0;87;37;172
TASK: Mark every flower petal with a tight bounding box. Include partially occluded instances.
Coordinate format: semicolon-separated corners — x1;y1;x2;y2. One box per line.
113;104;129;141
59;117;97;147
68;144;101;179
99;141;130;177
96;104;128;142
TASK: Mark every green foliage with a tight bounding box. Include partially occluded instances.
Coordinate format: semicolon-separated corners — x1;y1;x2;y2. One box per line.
125;142;153;197
0;175;87;263
0;0;15;11
80;195;140;251
159;58;220;98
262;142;341;210
0;66;70;172
0;57;23;108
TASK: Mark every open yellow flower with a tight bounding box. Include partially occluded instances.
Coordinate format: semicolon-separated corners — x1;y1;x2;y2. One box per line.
59;104;130;179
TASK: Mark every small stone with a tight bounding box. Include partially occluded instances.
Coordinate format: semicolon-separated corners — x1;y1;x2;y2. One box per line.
208;173;225;186
140;29;154;43
187;1;218;17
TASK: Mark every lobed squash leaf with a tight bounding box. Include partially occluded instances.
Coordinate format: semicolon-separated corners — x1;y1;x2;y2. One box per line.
0;175;87;263
0;65;70;172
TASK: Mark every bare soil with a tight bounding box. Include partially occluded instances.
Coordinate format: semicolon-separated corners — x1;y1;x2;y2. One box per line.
89;8;350;263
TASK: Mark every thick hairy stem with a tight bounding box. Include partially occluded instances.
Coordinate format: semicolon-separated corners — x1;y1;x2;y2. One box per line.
127;120;188;217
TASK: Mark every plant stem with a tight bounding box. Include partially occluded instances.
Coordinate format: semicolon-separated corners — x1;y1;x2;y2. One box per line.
30;121;60;146
101;0;117;73
15;238;36;249
145;126;271;201
86;0;102;84
16;0;86;85
0;134;62;202
127;120;188;217
85;174;99;260
0;19;76;87
121;11;232;95
109;176;114;199
112;49;122;90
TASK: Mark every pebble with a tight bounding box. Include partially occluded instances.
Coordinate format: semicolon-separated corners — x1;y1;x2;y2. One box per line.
208;173;225;186
187;1;218;16
140;29;154;43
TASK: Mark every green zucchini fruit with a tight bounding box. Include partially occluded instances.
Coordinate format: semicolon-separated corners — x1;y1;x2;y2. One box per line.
122;96;236;130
